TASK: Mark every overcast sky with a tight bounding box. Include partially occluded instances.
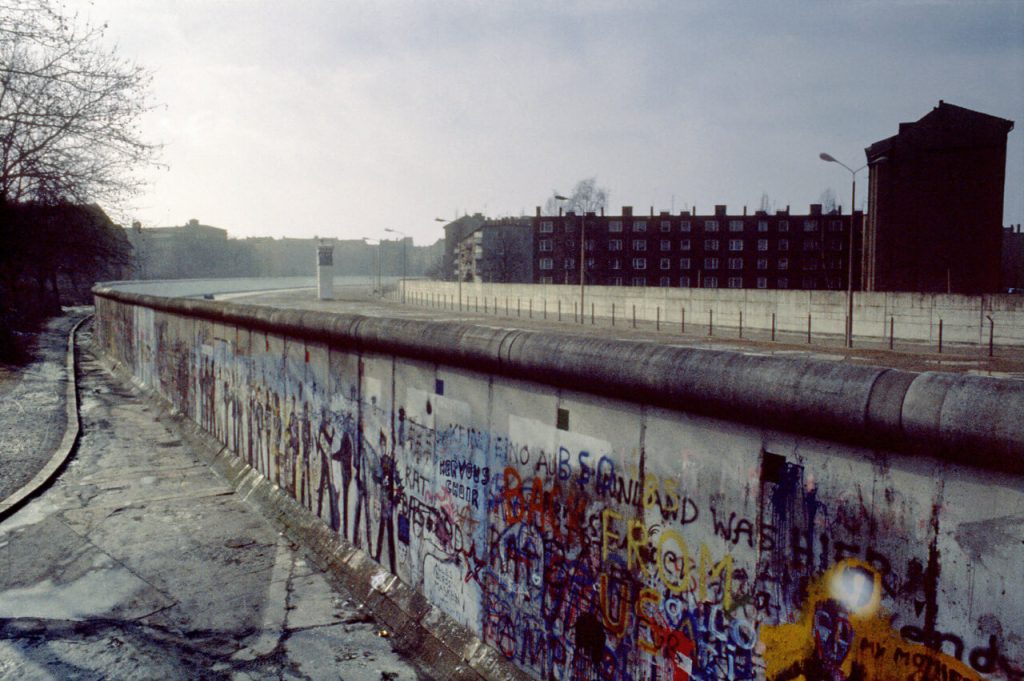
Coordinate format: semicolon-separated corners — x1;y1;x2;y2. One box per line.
87;0;1024;244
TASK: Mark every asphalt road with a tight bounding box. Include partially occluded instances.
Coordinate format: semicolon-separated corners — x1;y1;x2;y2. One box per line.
0;323;429;681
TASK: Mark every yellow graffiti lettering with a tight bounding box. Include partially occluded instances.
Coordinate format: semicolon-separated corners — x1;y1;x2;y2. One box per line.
601;508;622;562
657;528;690;594
699;543;733;611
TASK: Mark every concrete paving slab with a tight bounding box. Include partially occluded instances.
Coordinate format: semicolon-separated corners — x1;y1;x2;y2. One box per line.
0;325;432;680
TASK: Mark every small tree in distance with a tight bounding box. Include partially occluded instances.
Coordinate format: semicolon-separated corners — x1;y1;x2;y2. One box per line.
544;177;610;215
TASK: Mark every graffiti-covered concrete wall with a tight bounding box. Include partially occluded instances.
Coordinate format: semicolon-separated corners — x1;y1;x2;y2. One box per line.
93;286;1024;681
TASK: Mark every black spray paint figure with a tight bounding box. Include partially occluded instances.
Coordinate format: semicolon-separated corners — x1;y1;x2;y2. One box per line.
373;427;398;574
300;400;312;509
286;395;300;499
775;599;865;681
336;419;355;535
315;406;340;531
250;385;264;470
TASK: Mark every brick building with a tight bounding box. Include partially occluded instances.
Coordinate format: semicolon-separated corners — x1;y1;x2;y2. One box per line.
531;204;861;290
863;101;1014;293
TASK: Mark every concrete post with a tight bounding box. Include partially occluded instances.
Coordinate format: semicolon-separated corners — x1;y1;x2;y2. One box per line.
316;240;335;300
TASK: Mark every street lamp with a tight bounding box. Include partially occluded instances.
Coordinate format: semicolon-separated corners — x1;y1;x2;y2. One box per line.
554;194;586;324
819;152;867;348
362;237;383;295
384;228;408;304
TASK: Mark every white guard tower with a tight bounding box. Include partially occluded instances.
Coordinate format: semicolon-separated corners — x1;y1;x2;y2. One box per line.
316;239;335;300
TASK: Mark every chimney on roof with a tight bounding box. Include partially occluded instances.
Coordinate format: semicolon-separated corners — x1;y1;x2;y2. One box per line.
600;207;604;216
623;206;633;217
810;204;822;215
650;206;654;217
743;206;747;216
536;206;541;217
715;205;726;217
559;207;563;216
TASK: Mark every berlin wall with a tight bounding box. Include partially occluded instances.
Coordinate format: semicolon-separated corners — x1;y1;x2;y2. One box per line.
93;284;1024;681
402;281;1024;347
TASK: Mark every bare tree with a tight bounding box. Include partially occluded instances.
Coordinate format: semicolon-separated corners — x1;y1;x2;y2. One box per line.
819;188;839;214
0;0;158;208
544;177;609;214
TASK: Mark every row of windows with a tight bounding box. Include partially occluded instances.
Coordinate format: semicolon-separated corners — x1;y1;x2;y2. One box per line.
538;219;846;234
538;238;843;253
539;256;844;271
535;275;844;289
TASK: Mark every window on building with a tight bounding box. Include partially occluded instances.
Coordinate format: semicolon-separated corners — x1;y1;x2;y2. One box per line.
609;239;623;251
704;257;719;270
804;220;818;232
680;239;691;251
586;257;596;268
660;276;672;286
660;239;672;251
612;276;623;286
803;260;818;270
680;257;691;269
540;221;554;233
611;259;621;270
728;258;743;270
803;240;819;251
660;221;672;232
758;220;769;232
778;257;789;270
729;239;744;251
660;258;672;270
565;258;576;270
728;277;743;288
829;220;843;232
633;257;647;270
609;220;623;232
779;239;789;251
585;239;595;251
539;258;553;270
632;276;647;286
704;276;719;288
632;221;647;232
827;256;843;269
705;239;719;251
778;220;789;232
829;239;843;251
705;220;719;232
757;239;769;251
777;277;788;289
802;276;818;289
729;220;744;232
826;276;843;289
757;258;768;270
680;221;692;232
539;239;552;252
679;275;691;287
633;239;647;251
756;277;768;289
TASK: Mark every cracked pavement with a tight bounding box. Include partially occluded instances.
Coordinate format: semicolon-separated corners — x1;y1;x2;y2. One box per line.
0;324;428;680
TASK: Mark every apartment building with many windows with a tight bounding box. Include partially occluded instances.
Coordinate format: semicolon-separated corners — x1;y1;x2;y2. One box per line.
532;204;861;290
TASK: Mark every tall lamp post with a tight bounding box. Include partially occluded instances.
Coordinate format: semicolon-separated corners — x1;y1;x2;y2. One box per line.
554;194;586;324
819;153;868;348
362;237;383;295
384;228;409;304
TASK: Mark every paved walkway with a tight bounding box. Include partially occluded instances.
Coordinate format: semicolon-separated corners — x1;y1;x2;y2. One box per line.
0;323;427;681
0;310;89;503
